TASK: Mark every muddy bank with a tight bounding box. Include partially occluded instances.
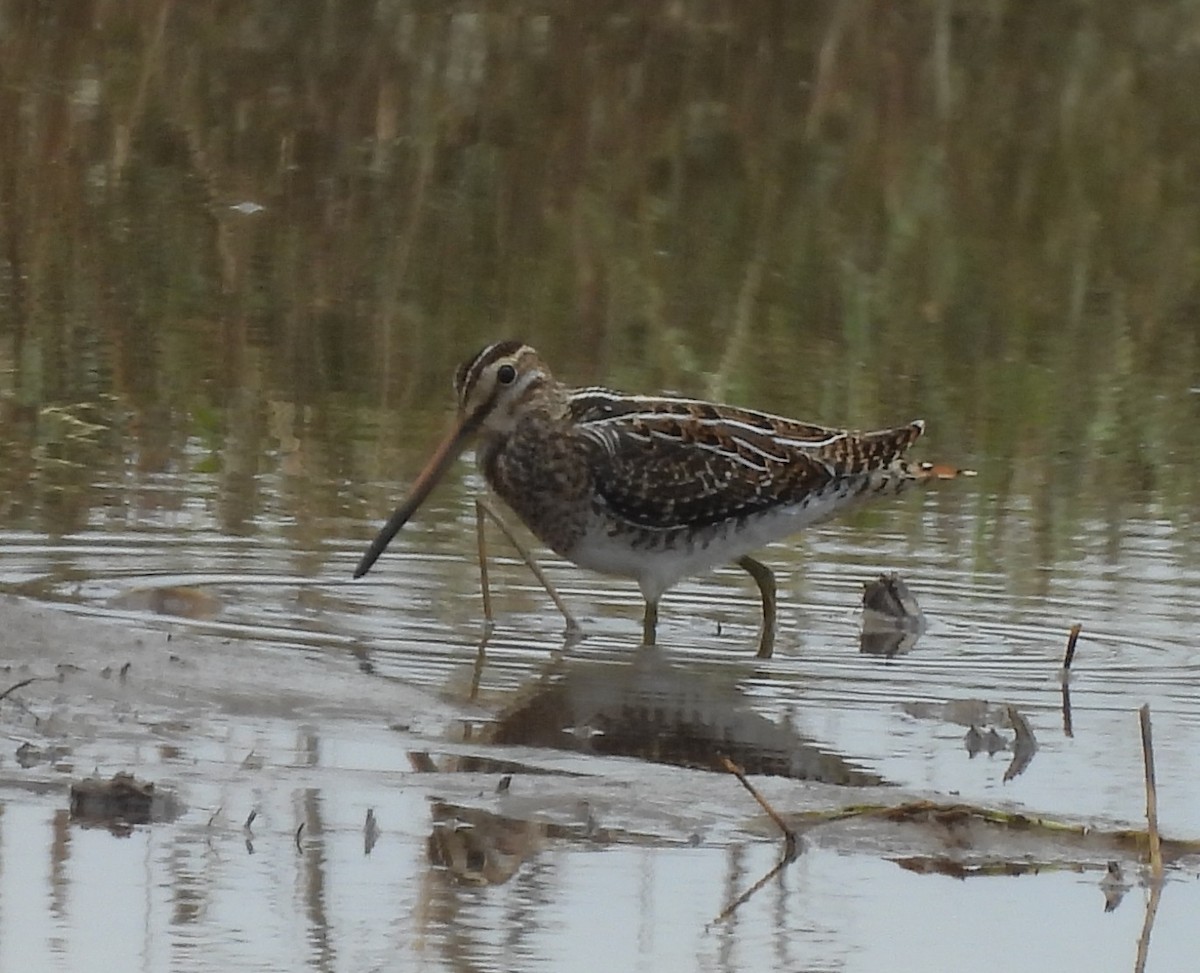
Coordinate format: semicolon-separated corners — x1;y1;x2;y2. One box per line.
0;593;458;735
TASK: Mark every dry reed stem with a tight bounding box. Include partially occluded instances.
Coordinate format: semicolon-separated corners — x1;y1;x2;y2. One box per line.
718;754;798;859
1139;704;1163;881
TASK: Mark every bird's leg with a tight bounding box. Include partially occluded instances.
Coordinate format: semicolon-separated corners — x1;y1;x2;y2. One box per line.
473;499;494;625
475;497;581;634
642;599;659;646
736;555;777;659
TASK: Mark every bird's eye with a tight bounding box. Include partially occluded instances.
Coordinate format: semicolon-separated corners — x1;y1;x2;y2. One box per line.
496;363;517;385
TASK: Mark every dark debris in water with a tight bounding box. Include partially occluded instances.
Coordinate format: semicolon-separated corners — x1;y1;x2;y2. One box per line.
1002;706;1038;782
905;698;1041;780
364;808;380;855
787;800;1200;871
893;856;1052;879
15;740;71;769
406;750;587;777
425;799;654;887
69;772;184;836
1102;860;1131;912
860;573;926;657
426;801;545;887
107;585;222;620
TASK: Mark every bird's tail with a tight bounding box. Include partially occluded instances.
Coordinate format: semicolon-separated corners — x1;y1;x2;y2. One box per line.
911;461;977;481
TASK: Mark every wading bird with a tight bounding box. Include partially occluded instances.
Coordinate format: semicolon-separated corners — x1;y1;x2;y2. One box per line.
355;340;973;657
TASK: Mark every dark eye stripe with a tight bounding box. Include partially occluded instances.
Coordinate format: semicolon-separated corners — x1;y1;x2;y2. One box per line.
455;339;525;400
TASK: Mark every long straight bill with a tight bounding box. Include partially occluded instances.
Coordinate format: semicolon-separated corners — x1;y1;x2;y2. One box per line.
353;413;479;578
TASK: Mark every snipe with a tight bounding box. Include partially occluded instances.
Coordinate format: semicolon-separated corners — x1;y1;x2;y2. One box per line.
355;340;973;657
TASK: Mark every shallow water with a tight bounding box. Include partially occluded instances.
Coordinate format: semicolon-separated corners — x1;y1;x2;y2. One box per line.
7;477;1200;833
3;2;1200;971
2;471;1200;972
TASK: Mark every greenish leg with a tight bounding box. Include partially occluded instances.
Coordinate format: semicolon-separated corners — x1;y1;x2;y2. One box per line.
475;497;581;634
473;499;494;624
736;555;777;659
642;599;659;646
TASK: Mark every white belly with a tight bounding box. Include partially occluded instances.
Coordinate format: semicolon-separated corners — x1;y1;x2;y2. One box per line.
566;497;849;603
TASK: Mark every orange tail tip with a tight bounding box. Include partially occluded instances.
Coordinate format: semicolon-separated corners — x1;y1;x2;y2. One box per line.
918;461;978;480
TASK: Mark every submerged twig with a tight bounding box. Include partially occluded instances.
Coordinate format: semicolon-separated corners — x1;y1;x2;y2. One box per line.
1003;706;1038;783
1061;623;1082;673
364;808;380;855
1058;624;1082;731
0;677;44;703
243;809;258;855
1139;704;1163;881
